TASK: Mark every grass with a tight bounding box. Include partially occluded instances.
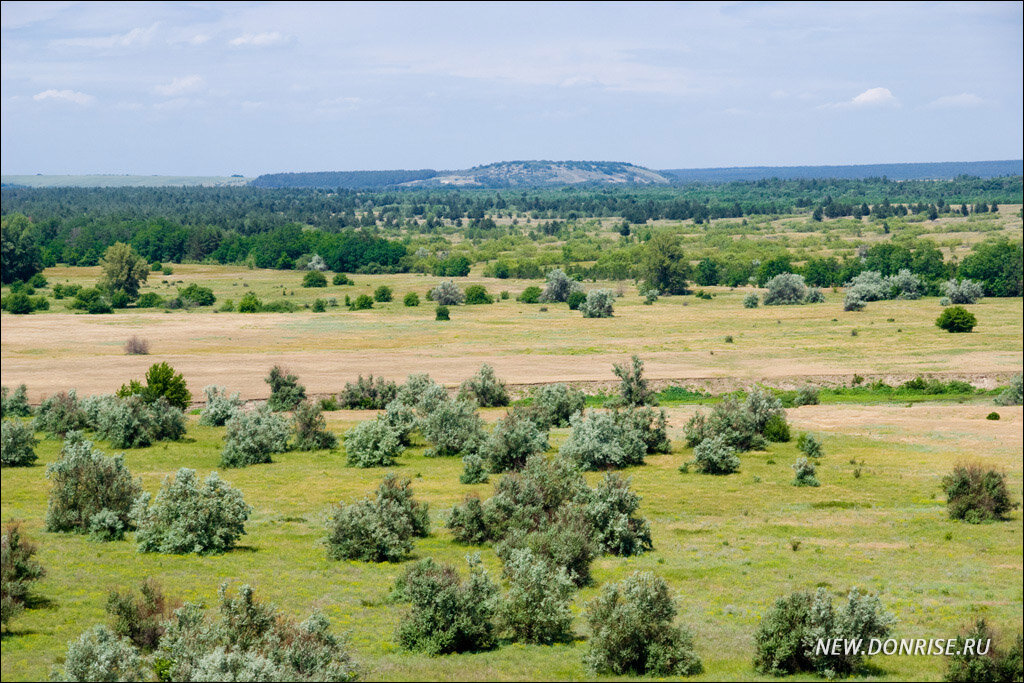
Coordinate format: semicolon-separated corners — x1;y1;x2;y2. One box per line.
2;403;1021;681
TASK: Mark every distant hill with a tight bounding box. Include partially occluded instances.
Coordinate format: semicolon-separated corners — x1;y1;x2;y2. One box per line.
660;160;1024;183
0;174;252;188
399;160;671;188
250;169;439;189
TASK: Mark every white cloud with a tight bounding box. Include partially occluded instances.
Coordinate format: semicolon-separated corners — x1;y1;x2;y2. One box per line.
850;87;897;107
33;89;95;105
928;93;985;108
154;75;205;97
228;32;291;48
53;25;157;49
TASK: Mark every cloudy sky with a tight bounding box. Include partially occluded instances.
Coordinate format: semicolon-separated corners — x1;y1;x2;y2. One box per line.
2;1;1021;175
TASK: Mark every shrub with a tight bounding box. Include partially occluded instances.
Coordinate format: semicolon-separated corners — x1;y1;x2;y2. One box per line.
845;270;889;301
265;365;306;411
612;355;655;406
940;296;952;306
684;399;756;452
528;383;585;428
177;283;216;306
45;432;142;534
394;555;499;655
88;508;126;542
1;522;46;630
791;457;820;486
994;373;1022;406
804;287;826;303
794;385;820;406
615;406;671;454
349;293;373;310
291;401;337;451
460;451;489;484
943;278;985;305
560;411;646;470
497;547;574;644
325;474;428;562
743;291;760;308
3;292;34;314
403;291;420;306
584;472;653;556
133;468;251;555
944;619;1023;683
937;305;978;333
435;304;450;320
1;384;32;418
339;374;398;409
221;406;290;467
583;572;703;676
763;413;791;442
446;495;490;545
580;288;614;317
373;285;393;302
34;390;87;437
95;395;185;448
843;289;866;311
567;289;587;310
496;506;597;587
237;291;263;312
541;268;582;303
1;420;38;467
302;270;327;288
763;273;808;305
942;464;1017;523
754;588;896;677
420;397;485;457
56;624;145;682
689;434;740;475
394;373;448;414
517;285;542;304
987;411;1001;420
117;361;192;410
746;388;787;433
431;280;464;305
464;284;493;304
199;385;243;426
344;418;403;467
123;336;149;355
460;363;510;407
797;432;824;459
332;272;352;285
381;399;417;444
480;409;549;473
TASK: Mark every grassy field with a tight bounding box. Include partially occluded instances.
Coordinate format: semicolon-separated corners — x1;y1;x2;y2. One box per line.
1;400;1021;681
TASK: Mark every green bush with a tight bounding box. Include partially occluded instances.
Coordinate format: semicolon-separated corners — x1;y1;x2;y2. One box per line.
344;418;403;467
763;413;791;442
177;283;216;306
45;432;142;534
763;273;808;305
517;286;542;304
325;474;428;562
88;508;126;542
459;451;489;484
936;305;977;333
1;522;45;630
221;406;290;467
1;419;38;467
302;270;327;288
265;365;306;411
446;495;490;545
689;434;740;475
1;384;32;418
459;363;510;407
583;572;703;676
419;397;485;457
987;411;1001;420
394;556;498;655
791;457;820;486
199;385;243;426
55;625;145;682
684;392;778;453
497;547;574;644
431;280;464;305
435;304;450;320
942;464;1017;523
614;406;671;454
464;284;493;304
332;272;352;285
496;506;597;587
480;409;548;473
105;579;176;651
117;361;192;410
753;588;896;677
541;268;582;303
349;293;373;310
944;619;1023;683
291;401;337;451
612;355;655;407
567;289;587;310
585;472;653;556
339;374;397;409
560;411;646;470
373;285;392;302
794;385;820;406
135;292;163;308
2;292;33;314
93;395;185;449
237;291;263;312
942;278;985;305
580;288;614;317
527;383;584;428
34;390;87;438
381;399;417;445
403;291;420;306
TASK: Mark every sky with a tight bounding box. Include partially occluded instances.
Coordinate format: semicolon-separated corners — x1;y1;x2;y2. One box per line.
1;1;1022;175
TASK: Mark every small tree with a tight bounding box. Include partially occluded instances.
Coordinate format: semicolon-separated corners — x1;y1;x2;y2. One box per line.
528;383;585;428
763;273;808;305
480;409;549;473
45;432;142;534
460;363;510;407
431;280;464;305
791;457;820;486
497;547;574;644
942;464;1017;523
291;401;337;451
1;384;33;418
344;418;403;467
265;365;306;411
583;572;703;676
1;419;38;467
419;397;485;457
1;522;46;631
56;625;145;682
612;355;655;406
541;268;581;303
559;411;646;470
99;242;149;300
221;406;290;467
199;386;243;426
117;362;192;409
580;289;614;317
133;468;251;555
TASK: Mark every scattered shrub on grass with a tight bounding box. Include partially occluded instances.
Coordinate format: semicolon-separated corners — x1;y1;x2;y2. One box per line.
763;413;791;442
394;555;499;655
435;304;450;320
753;588;896;678
117;361;192;410
325;474;429;562
237;291;263;312
394;373;448;415
943;279;985;305
302;270;327;288
133;468;251;555
88;508;126;542
447;495;490;545
791;457;820;487
994;373;1023;406
580;288;615;317
684;398;762;452
743;291;760;308
689;434;740;475
942;464;1017;523
95;395;185;449
460;451;489;484
1;522;46;631
496;506;597;587
291;401;337;451
373;285;393;302
804;287;826;303
1;384;32;418
745;388;787;434
1;419;38;467
34;390;87;438
45;432;142;534
419;397;485;457
480;409;549;473
265;365;306;411
527;383;585;428
339;374;398;410
887;269;923;299
763;273;808;305
843;289;867;311
431;280;464;305
135;292;163;308
349;293;373;310
944;619;1023;683
615;406;671;454
936;305;978;333
199;385;243;426
986;411;1001;420
464;284;493;304
55;624;145;682
584;472;653;556
517;285;542;304
797;432;824;459
583;571;703;677
567;289;587;310
381;399;417;445
541;268;582;303
344;417;404;467
612;355;656;407
459;363;510;407
332;272;352;285
403;291;420;306
559;410;646;470
123;336;149;355
221;406;290;468
497;547;574;644
177;283;216;306
794;385;820;406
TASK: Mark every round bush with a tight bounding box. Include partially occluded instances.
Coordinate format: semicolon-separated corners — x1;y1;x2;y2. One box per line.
221;406;290;468
464;284;493;304
743;291;760;308
936;306;977;333
435;304;450;320
763;273;808;305
302;271;327;288
580;289;614;318
344;418;403;467
373;285;393;302
690;434;740;475
431;280;464;305
403;292;420;307
497;547;574;644
199;385;243;426
942;464;1016;523
57;625;144;683
559;411;645;470
791;457;820;486
1;419;38;467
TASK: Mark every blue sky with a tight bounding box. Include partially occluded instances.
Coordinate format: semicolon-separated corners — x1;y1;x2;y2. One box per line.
2;1;1021;175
